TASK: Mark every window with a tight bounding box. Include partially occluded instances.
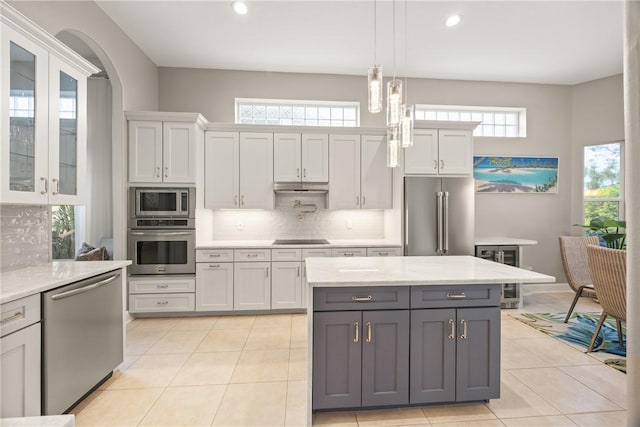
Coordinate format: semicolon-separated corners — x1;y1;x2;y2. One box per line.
583;142;624;224
235;98;359;127
51;205;84;259
414;105;526;137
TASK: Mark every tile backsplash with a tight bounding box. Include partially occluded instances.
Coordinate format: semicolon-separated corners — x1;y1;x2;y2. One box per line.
210;194;385;240
1;205;49;271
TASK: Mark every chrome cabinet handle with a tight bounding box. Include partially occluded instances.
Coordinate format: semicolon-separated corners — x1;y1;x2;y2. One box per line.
356;196;359;206
442;191;449;254
434;160;438;170
209;264;220;268
209;253;221;257
234;195;238;206
1;310;25;325
296;168;300;178
51;178;59;195
156;166;160;178
446;292;466;299
157;284;169;289
303;168;306;178
366;322;372;343
440;160;445;170
378;252;389;256
247;253;258;258
266;267;269;277
351;295;372;302
448;319;456;339
40;177;48;195
362;195;366;206
164;166;168;178
354;321;359;343
241;195;245;206
157;301;169;305
344;252;355;257
297;266;300;277
460;319;468;340
51;275;118;300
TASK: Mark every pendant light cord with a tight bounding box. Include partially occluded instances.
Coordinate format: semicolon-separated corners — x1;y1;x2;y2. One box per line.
404;0;408;103
392;0;396;80
374;0;377;63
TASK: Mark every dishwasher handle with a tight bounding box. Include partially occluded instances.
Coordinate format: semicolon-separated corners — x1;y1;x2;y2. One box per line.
50;274;119;301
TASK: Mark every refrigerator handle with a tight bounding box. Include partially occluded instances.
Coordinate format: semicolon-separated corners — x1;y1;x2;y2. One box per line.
436;192;444;254
443;191;449;254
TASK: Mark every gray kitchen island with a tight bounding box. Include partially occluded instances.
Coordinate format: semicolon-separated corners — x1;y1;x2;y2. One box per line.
304;255;555;425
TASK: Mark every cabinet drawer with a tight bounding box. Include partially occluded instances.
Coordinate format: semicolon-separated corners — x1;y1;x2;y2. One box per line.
234;249;271;262
367;247;402;257
196;249;234;262
302;248;332;259
314;286;410;311
410;285;501;308
272;248;302;262
129;276;196;294
331;248;366;257
129;293;195;313
1;294;40;338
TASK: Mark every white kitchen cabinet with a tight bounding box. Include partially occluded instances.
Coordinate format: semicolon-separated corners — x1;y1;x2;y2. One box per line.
271;261;303;309
274;133;329;183
234;262;271;310
128;275;196;314
129;120;197;184
404;129;472;176
367;247;403;257
196;262;234;311
1;10;96;205
204;131;274;209
1;294;41;418
329;134;391;209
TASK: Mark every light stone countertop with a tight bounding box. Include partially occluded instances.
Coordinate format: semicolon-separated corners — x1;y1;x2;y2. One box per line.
0;260;131;304
197;239;401;249
0;415;74;427
474;237;539;246
305;255;554;287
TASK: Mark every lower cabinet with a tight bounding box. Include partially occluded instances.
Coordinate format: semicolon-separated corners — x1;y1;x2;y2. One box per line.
128;275;196;313
234;262;271;310
313;310;409;410
196;262;234;311
271;261;303;309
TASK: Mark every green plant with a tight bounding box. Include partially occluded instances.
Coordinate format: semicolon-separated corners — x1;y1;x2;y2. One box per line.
52;205;75;259
576;216;626;249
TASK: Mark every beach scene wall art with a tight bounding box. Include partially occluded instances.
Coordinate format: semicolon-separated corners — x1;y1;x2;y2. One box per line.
473;156;559;193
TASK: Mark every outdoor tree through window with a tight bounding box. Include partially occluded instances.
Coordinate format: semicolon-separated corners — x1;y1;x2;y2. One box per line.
583;142;623;224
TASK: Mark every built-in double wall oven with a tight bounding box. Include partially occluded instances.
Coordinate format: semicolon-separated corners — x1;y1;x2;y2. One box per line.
128;188;195;275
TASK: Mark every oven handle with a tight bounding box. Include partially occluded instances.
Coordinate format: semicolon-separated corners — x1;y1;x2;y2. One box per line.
129;231;194;236
50;275;118;301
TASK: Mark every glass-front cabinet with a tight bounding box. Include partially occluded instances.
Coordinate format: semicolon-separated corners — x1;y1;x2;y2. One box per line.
1;5;96;205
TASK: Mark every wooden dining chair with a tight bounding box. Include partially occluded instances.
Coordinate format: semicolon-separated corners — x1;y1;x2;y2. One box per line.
586;245;626;352
558;236;600;323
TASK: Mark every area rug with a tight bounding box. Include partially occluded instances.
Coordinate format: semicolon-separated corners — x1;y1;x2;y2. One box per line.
510;311;627;373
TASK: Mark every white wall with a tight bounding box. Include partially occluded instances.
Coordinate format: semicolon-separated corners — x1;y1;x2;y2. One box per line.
159;67;574;280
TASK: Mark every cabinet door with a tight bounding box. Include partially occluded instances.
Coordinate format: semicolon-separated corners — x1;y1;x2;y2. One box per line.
312;311;361;410
163;122;196;183
456;307;500;402
301;133;329;182
204;131;239;209
0;323;41;417
48;55;87;205
234;262;271;310
438;130;472;175
361;310;409;407
271;261;303;309
360;134;392;209
328;134;360;209
1;27;49;204
239;132;274;209
274;133;301;182
196;263;234;311
410;308;456;404
403;129;438;175
129;121;163;183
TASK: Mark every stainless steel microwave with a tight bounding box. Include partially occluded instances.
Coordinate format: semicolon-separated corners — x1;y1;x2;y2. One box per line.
130;187;195;218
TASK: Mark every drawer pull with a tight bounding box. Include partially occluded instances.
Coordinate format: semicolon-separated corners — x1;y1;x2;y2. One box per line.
1;310;25;325
209;264;221;268
354;321;359;343
460;319;468;339
351;295;372;302
297;266;300;277
378;252;389;256
247;253;258;258
448;319;455;339
157;301;169;306
446;292;466;299
157;284;169;289
366;322;372;343
344;252;355;257
208;253;221;257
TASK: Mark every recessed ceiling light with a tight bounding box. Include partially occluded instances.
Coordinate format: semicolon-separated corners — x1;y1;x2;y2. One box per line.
445;14;461;27
232;1;248;15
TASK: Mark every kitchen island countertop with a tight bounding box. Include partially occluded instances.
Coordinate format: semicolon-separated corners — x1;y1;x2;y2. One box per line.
0;260;131;304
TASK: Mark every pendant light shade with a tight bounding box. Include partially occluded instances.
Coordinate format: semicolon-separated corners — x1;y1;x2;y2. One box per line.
400;104;413;147
368;65;383;113
386;79;402;126
387;126;399;168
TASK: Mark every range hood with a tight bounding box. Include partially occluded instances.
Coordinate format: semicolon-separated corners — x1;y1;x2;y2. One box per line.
274;182;328;194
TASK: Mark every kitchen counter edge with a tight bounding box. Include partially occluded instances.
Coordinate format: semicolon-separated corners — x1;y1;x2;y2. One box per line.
196;240;402;249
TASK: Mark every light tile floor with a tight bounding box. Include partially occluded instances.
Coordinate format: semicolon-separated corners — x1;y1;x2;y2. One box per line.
71;287;627;426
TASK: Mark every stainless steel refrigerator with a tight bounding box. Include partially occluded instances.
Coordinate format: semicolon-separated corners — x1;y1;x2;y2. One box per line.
404;176;474;256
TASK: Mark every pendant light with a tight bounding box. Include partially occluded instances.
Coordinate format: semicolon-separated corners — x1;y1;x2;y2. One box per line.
367;0;382;113
400;0;413;148
386;0;402;127
387;126;399;168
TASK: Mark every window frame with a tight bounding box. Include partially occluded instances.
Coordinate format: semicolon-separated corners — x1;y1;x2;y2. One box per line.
582;141;625;224
235;97;360;127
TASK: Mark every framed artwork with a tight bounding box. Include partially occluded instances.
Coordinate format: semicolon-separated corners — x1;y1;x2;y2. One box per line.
473;156;559;193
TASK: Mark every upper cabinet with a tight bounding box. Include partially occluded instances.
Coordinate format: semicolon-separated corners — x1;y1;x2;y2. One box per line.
1;5;98;204
204;131;274;209
329;134;392;209
128;112;206;184
404;129;473;176
274;133;329;183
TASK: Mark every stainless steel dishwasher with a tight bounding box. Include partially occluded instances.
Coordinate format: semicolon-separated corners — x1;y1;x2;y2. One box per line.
42;270;123;415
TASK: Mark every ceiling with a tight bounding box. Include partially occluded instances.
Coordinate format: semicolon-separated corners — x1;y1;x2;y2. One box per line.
95;1;624;85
